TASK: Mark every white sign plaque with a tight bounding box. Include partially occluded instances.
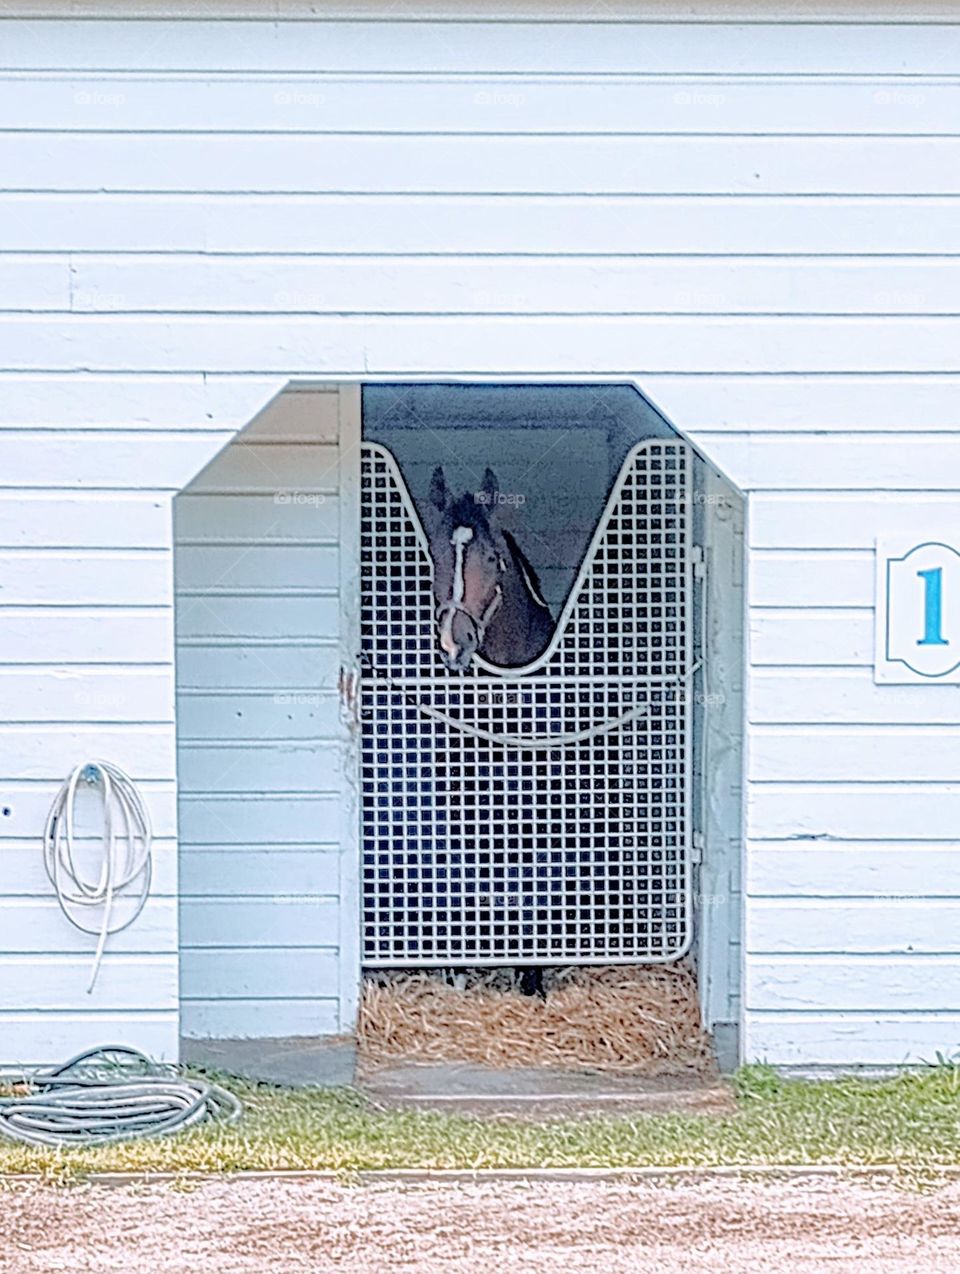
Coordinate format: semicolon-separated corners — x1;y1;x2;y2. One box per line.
875;539;960;684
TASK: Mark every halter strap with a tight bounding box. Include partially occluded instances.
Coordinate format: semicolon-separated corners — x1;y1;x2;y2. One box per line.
437;525;503;655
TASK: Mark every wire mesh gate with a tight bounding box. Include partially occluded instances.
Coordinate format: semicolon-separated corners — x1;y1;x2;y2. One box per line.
359;440;696;967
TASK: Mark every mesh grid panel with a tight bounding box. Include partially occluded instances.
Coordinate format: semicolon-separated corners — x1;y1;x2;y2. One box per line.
360;441;693;966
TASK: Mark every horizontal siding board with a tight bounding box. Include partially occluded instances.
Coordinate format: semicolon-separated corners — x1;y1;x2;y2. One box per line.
10;194;960;256
179;847;339;897
179;897;338;947
744;1014;960;1067
650;377;960;435
175;494;339;543
241;387;339;442
747;898;960;955
180;948;338;999
178;793;340;844
0;1014;178;1066
177;741;340;792
749;783;960;841
0;551;171;605
7;77;960;138
174;594;338;641
176;645;338;691
186;443;338;494
749;610;872;667
0;899;177;954
0;431;231;490
698;434;960;491
176;545;337;591
0;668;173;722
14;135;960;196
3;840;177;896
0;723;175;779
0;256;68;309
176;691;340;740
0;955;177;1011
0;609;173;665
0;372;279;430
180;998;338;1038
13;317;960;376
749;670;960;726
0;495;170;549
67;255;960;316
0;785;176;839
749;492;960;549
749;728;960;783
746;844;960;898
748;956;960;1013
749;552;872;609
2;21;959;75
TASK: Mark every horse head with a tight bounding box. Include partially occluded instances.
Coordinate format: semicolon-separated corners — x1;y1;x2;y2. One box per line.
425;465;511;672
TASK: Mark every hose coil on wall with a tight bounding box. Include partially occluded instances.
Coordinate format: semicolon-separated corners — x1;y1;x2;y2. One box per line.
43;761;153;993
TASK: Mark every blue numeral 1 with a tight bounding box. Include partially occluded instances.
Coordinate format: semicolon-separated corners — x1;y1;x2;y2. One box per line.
918;567;949;646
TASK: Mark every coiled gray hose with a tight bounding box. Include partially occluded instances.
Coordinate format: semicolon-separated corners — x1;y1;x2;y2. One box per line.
0;1046;241;1147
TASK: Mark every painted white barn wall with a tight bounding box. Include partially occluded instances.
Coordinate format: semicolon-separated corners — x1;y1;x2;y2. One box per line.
2;4;960;1064
175;387;357;1040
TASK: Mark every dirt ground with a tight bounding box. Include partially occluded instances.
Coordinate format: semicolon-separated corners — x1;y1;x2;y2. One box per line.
5;1175;960;1274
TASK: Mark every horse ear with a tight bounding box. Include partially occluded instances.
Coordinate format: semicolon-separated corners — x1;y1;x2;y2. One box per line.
429;464;450;512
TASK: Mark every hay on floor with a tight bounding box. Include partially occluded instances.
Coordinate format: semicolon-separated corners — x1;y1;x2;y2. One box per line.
358;964;713;1076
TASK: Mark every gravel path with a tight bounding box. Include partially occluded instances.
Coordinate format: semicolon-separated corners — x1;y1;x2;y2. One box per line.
5;1176;960;1273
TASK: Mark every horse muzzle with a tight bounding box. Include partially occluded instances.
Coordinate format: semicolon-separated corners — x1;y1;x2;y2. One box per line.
436;602;481;671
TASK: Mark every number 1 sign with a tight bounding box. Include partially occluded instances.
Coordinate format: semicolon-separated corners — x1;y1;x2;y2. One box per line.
875;540;960;683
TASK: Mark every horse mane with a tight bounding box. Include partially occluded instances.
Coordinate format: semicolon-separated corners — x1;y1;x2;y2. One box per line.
502;529;551;613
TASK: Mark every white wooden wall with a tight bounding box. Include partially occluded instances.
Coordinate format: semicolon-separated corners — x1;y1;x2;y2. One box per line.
175;388;354;1040
2;4;960;1065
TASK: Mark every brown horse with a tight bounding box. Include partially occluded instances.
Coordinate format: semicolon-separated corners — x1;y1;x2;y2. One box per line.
425;465;554;672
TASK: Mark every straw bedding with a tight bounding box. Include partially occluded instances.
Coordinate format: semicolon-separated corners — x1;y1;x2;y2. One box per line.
358;964;712;1075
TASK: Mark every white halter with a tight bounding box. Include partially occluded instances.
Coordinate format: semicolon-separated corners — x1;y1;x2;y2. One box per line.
437;525;503;658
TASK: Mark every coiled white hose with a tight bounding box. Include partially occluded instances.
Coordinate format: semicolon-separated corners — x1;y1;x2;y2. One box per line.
43;761;153;994
0;1046;241;1147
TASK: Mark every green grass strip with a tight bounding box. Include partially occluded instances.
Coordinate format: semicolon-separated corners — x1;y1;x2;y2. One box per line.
3;1063;960;1180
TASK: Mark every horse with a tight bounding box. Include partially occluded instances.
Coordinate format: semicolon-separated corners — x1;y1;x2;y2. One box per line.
422;465;556;997
425;465;554;672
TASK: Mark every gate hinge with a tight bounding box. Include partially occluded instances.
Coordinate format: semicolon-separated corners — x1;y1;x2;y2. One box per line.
691;545;706;581
691;831;705;865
